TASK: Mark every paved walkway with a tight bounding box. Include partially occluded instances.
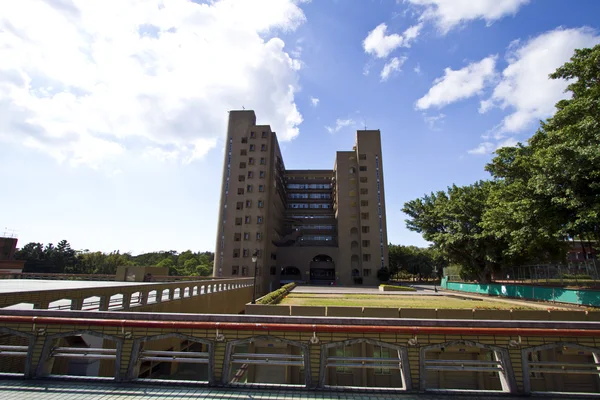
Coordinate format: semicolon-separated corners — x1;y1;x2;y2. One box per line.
0;380;556;400
291;286;441;295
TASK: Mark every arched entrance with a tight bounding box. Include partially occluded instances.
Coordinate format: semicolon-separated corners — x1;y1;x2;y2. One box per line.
310;254;335;284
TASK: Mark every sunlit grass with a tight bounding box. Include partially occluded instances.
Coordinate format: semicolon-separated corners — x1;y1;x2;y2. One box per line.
278;293;535;309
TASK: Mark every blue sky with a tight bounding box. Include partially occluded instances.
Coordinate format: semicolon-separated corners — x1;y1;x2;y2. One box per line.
1;0;600;254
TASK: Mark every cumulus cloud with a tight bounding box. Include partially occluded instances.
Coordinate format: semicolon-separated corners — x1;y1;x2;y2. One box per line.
0;0;306;168
407;0;530;34
380;57;407;81
480;27;600;133
467;137;519;155
325;118;355;133
423;113;446;130
310;97;320;107
363;23;421;58
416;55;497;110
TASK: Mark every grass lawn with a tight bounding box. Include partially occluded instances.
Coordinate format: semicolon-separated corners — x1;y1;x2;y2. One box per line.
279;293;535;309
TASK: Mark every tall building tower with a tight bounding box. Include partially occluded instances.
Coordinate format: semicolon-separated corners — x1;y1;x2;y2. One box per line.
214;110;389;295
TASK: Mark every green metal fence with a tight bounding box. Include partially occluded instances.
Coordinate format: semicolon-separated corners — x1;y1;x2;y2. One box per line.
441;277;600;307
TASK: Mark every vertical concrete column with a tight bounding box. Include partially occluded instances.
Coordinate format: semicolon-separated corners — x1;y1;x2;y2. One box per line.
155;290;163;303
139;291;148;306
71;298;84;310
99;296;109;311
122;293;131;310
169;289;175;301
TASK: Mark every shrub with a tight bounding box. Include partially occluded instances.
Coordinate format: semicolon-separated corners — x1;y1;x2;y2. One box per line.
561;274;593;280
256;282;296;305
379;284;416;292
377;267;391;282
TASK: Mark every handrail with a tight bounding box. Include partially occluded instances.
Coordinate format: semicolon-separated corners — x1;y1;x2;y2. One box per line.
1;315;599;336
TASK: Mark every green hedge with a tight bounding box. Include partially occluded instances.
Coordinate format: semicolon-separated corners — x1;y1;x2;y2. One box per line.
257;282;297;305
379;284;417;292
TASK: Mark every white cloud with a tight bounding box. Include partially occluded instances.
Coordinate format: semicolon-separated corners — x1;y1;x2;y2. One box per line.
408;0;530;34
310;97;320;107
325;118;355;133
380;56;407;81
363;23;421;58
467;137;518;155
414;63;422;75
0;0;306;168
416;55;497;110
423;113;445;130
481;27;600;133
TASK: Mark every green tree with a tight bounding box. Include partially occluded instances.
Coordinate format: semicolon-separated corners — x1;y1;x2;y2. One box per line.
403;181;510;282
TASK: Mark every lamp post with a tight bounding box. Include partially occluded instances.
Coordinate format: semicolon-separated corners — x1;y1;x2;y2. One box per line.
251;249;259;304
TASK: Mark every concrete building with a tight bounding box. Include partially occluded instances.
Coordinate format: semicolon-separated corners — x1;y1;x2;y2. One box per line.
214;110;389;293
0;237;25;275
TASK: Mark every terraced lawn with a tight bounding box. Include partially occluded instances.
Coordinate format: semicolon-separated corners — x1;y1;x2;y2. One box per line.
279;293;536;309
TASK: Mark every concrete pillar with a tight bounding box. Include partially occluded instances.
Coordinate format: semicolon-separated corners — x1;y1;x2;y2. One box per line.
99;296;109;311
139;291;148;306
71;298;84;310
155;290;162;303
168;289;175;301
122;293;131;309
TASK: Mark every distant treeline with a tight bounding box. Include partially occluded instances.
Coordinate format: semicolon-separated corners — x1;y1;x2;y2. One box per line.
15;240;214;276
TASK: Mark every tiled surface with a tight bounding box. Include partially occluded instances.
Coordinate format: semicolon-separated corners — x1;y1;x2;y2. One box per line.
0;380;559;400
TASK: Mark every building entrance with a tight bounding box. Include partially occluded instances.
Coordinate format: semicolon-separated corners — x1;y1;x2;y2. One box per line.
310;254;335;285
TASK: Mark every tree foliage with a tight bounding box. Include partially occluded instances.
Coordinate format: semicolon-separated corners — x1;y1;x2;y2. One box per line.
403;44;600;282
15;240;214;277
388;244;447;279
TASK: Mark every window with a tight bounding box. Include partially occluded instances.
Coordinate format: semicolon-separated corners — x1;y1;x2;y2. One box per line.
350;214;357;220
262;131;268;138
373;347;390;375
243;248;249;257
261;144;267;151
359;154;366;160
363;254;371;262
259;184;265;192
247;184;253;193
245;199;252;208
360;188;368;195
271;253;277;260
241;137;248;143
363;268;371;276
362;240;370;247
335;347;353;373
270;266;276;275
247;171;254;179
360;177;368;183
250;131;256;138
238;175;245;182
361;212;369;220
256;232;262;240
234;233;241;241
241;266;248;276
248;157;255;165
240;149;247;156
239;162;246;169
233;249;240;258
243;232;250;241
245;215;251;224
257;200;264;208
350;201;357;207
260;157;266;165
249;144;255;151
236;201;243;210
235;218;242;226
349;167;356;174
257;216;263;224
359;166;367;172
360;200;369;207
349;190;356;197
232;265;239;275
259;170;265;178
237;188;244;195
362;226;370;234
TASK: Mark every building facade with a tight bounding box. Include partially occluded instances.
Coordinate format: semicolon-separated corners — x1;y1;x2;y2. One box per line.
214;110;388;293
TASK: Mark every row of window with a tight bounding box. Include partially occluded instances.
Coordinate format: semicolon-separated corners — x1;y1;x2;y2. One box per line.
287;214;334;219
298;224;335;230
287;183;331;189
236;199;264;210
238;184;265;193
348;166;368;174
349;189;369;197
232;248;262;258
232;265;279;276
233;232;262;241
299;235;335;241
234;216;264;225
241;131;269;143
289;203;332;209
238;170;266;181
288;193;331;199
239;157;267;168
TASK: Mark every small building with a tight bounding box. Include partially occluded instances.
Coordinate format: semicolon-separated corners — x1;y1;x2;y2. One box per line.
0;237;25;275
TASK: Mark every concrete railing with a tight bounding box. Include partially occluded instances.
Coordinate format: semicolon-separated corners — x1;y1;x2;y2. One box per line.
0;278;254;312
0;309;599;395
